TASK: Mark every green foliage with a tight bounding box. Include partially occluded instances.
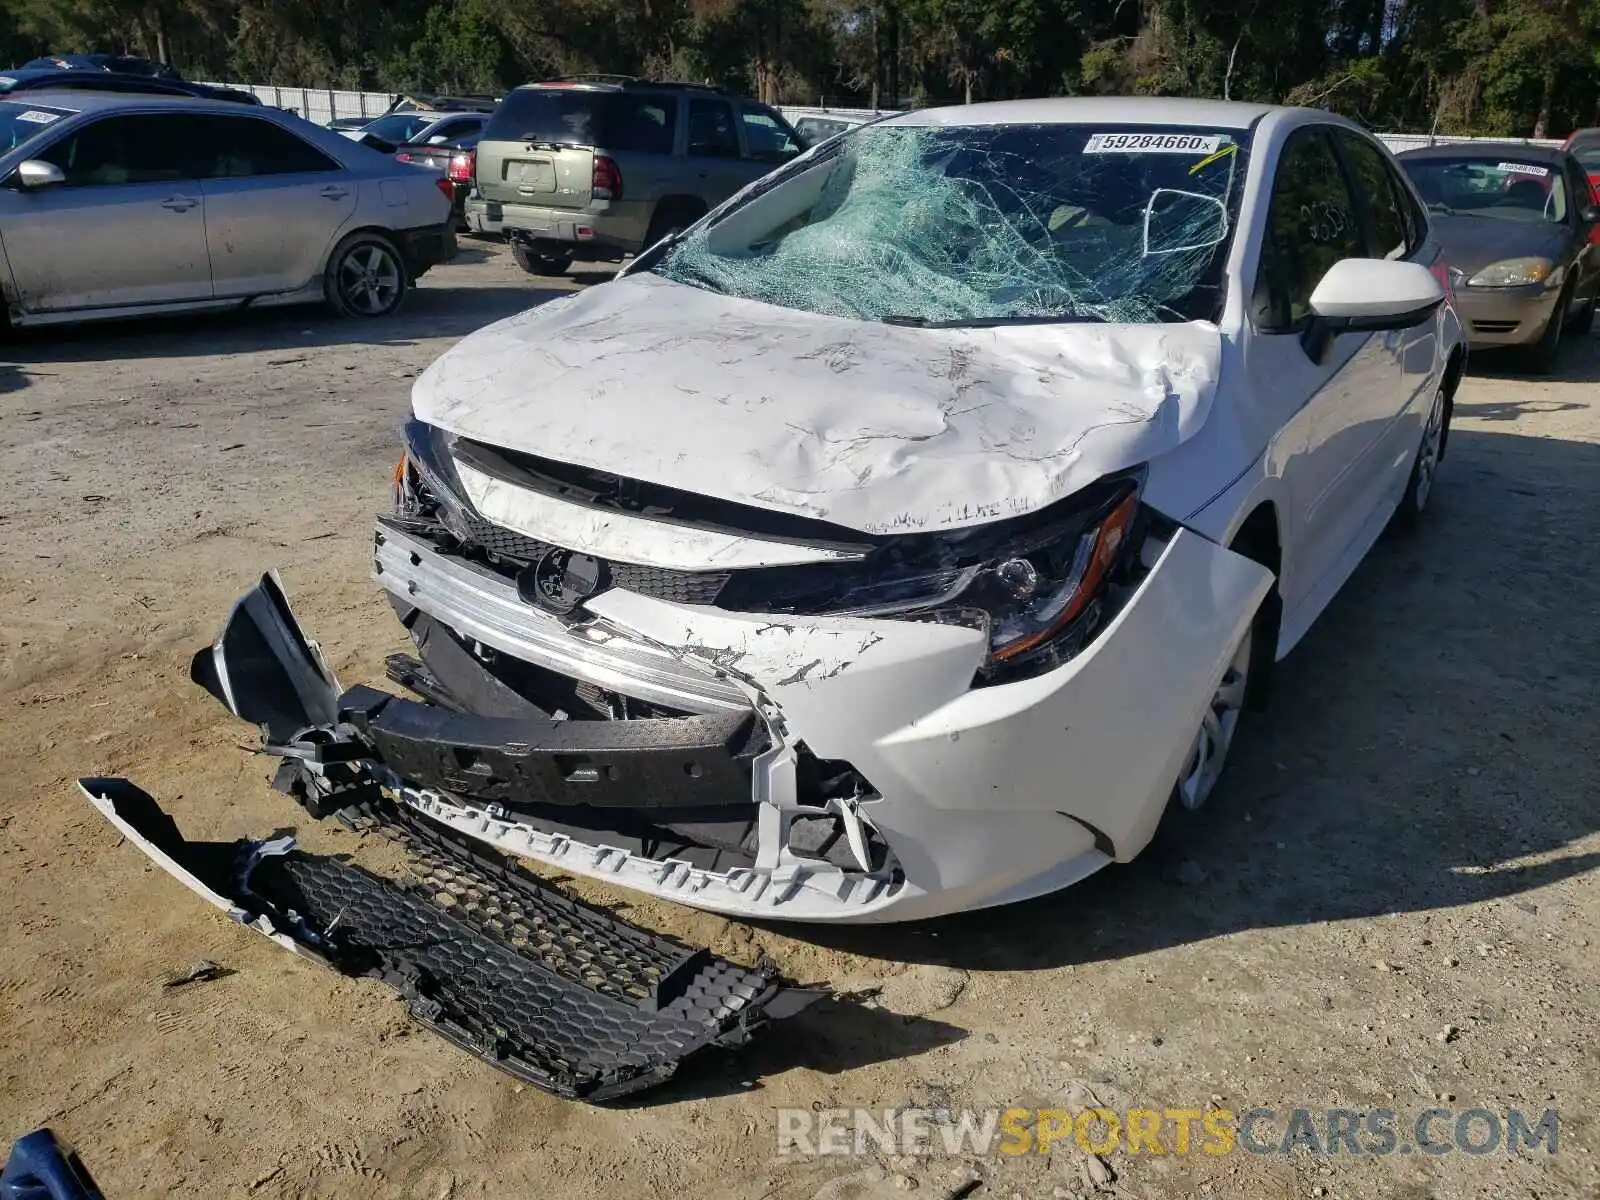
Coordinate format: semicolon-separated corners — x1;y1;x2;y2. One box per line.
1;0;1596;134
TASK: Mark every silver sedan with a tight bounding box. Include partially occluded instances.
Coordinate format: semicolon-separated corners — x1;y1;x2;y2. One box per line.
0;91;456;326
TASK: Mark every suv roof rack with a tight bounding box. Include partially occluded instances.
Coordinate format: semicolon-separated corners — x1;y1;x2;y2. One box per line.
541;73;640;86
390;91;500;113
533;74;731;95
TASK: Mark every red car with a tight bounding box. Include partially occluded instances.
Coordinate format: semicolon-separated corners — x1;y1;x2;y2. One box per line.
1562;128;1600;244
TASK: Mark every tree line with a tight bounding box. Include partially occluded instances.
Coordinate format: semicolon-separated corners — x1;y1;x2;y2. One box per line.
3;0;1598;137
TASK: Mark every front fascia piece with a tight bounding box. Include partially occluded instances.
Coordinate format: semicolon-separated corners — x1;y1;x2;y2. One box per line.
79;778;817;1102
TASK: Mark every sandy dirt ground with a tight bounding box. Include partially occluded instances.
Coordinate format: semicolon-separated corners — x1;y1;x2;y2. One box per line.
2;242;1597;1200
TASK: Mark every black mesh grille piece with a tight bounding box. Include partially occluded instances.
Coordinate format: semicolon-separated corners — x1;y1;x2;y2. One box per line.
232;798;795;1100
461;515;729;606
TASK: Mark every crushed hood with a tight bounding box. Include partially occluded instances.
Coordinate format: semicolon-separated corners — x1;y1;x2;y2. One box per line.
411;273;1222;535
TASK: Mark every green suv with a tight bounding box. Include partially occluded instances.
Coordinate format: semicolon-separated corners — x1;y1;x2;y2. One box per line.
467;77;805;276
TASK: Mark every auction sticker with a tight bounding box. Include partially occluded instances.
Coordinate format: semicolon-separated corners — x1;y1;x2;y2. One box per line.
1084;132;1223;154
16;110;61;124
1496;161;1549;177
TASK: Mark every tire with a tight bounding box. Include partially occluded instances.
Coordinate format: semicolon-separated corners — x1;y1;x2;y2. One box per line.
1393;384;1449;531
1568;289;1596;337
324;232;408;318
510;242;572;277
1525;283;1570;374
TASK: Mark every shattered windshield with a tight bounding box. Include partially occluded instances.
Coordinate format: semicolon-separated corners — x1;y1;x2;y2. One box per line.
649;122;1250;326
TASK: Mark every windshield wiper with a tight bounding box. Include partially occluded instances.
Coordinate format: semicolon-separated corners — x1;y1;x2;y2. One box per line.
1426;201;1457;215
882;313;1105;329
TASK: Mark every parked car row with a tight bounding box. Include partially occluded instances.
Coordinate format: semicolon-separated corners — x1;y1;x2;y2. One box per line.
1395;142;1600;369
0;91;457;326
3;62;1598;361
326;78;815;273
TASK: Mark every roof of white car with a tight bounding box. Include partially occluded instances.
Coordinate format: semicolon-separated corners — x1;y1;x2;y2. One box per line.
883;96;1283;131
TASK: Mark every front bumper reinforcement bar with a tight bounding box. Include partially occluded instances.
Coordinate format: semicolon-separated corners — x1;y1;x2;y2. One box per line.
80;777;819;1102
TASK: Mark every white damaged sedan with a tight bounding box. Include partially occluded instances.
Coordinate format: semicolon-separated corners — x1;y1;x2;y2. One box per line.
196;97;1463;923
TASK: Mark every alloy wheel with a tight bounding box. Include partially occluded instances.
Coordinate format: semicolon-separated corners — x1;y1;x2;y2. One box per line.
1412;388;1446;513
1174;625;1253;811
338;243;402;316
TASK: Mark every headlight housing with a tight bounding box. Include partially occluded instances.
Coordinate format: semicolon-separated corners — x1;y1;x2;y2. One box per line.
716;470;1151;684
1467;257;1558;288
394;418;474;531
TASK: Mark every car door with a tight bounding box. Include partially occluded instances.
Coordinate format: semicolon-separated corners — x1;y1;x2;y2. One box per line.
1;111;211;312
190;112;355;297
1331;128;1438;509
1563;156;1600;289
1245;125;1398;619
685;98;750;204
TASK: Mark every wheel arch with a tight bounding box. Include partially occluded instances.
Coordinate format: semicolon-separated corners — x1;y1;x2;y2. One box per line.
1223;499;1283;703
1439;343;1465;461
646;194;709;242
326;225;412;281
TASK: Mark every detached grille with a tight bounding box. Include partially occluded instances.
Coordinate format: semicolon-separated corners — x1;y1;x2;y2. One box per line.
462;515;730;606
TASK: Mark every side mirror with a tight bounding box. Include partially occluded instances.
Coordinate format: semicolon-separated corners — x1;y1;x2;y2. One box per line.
13;159;65;190
1580;204;1600;225
1301;257;1445;363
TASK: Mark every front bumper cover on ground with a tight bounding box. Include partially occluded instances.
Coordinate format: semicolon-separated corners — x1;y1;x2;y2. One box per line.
80;777;818;1102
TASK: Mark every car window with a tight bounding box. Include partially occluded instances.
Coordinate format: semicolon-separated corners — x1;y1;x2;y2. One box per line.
793;117;849;147
429;116;485;142
1255;127;1364;331
738;104;800;163
606;95;677;154
188;114;339;177
362;112;437;144
0;101;74;154
1334;130;1410;260
1568;137;1600;171
34;113;197;186
1401;156;1568;223
687;99;738;158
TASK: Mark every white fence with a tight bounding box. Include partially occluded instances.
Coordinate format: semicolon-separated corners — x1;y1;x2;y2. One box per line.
202;81;1563;152
196;83;396;125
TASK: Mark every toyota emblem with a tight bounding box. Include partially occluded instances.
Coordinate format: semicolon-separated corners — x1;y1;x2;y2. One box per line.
517;548;607;615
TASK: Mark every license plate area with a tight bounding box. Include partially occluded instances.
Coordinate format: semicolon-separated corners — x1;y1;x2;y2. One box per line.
508;158;556;191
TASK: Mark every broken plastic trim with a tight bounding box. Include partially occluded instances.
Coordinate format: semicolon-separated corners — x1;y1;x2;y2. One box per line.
189;570;340;745
80;777;821;1102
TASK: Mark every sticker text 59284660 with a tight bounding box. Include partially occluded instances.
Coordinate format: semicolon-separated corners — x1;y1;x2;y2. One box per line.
1084;132;1224;155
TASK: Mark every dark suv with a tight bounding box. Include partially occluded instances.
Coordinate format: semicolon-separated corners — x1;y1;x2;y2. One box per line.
466;76;803;275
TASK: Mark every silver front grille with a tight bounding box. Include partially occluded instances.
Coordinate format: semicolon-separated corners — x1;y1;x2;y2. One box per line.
372;521;752;716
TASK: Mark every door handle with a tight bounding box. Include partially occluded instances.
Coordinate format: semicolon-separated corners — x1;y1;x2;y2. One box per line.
319;185;350;200
160;195;198;211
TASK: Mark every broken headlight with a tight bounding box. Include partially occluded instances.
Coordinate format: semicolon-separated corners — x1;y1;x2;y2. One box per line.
394;418;473;531
717;470;1148;683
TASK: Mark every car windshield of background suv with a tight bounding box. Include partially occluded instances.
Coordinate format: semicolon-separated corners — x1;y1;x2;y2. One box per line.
1404;157;1569;223
651;122;1251;326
